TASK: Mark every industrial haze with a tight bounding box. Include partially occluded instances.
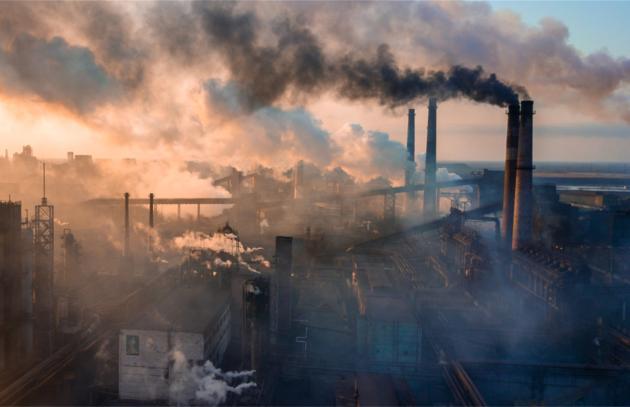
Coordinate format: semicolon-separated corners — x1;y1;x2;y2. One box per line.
1;1;630;406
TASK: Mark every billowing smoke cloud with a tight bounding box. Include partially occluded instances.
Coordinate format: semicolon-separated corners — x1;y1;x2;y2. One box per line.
67;2;145;90
195;3;523;108
172;230;271;271
0;1;144;112
169;349;256;406
204;79;408;177
334;45;524;107
0;34;120;112
205;79;334;167
0;0;629;186
285;1;630;120
1;1;629;120
196;4;328;110
172;231;247;253
206;78;440;180
331;123;407;180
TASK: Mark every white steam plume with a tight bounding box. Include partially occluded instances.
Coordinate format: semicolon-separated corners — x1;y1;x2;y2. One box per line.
169;349;256;406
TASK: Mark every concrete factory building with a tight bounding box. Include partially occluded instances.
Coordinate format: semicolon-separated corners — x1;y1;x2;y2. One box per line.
353;255;422;370
118;285;230;403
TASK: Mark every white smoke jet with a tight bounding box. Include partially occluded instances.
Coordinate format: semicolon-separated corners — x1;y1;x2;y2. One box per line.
169;350;256;406
213;257;233;269
171;230;270;273
172;231;244;254
54;218;70;227
134;221;164;252
259;217;269;234
245;283;261;295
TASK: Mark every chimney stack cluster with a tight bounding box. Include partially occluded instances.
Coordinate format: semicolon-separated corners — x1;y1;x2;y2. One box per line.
404;99;438;219
404;97;532;232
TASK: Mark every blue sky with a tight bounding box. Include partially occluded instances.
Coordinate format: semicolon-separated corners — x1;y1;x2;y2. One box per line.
488;1;630;57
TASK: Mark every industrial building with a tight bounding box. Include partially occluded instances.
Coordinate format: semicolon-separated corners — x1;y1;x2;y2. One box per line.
0;201;33;372
3;97;630;406
353;255;422;371
118;285;230;403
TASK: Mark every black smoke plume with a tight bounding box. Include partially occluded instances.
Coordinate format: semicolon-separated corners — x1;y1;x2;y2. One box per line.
195;4;526;110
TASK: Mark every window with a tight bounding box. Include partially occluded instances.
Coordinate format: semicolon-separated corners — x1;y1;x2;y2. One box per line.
126;335;140;355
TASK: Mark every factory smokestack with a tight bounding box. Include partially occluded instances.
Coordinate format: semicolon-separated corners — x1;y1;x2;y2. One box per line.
405;108;416;181
512;100;534;250
501;103;520;247
405;108;416;213
124;192;130;258
424;98;438;218
149;193;154;228
148;193;154;257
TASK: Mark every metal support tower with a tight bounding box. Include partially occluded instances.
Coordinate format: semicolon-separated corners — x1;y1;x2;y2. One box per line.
33;163;54;357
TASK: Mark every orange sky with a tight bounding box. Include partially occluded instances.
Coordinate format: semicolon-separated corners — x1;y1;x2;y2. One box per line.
0;1;629;172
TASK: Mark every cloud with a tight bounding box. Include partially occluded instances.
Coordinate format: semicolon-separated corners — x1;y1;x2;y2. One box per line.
204;79;333;168
169;350;256;406
287;1;630;120
0;34;121;112
204;79;411;180
331;123;407;181
0;0;629;178
192;3;523;108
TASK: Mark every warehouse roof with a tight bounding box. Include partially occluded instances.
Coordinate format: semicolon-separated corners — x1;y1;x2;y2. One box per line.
125;283;229;333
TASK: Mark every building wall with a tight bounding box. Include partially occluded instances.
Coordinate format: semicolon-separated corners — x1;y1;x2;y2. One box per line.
353;256;422;371
118;329;203;402
356;318;422;369
0;202;26;371
118;303;231;402
204;303;231;365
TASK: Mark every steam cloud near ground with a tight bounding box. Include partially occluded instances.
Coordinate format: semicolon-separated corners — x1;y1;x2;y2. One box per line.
169;350;256;406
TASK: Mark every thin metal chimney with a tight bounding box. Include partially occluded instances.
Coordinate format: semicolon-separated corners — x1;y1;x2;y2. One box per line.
148;193;154;256
405;108;416;185
512;100;534;250
149;193;154;228
405;108;416;212
501;103;520;247
424;98;438;218
124;192;130;258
